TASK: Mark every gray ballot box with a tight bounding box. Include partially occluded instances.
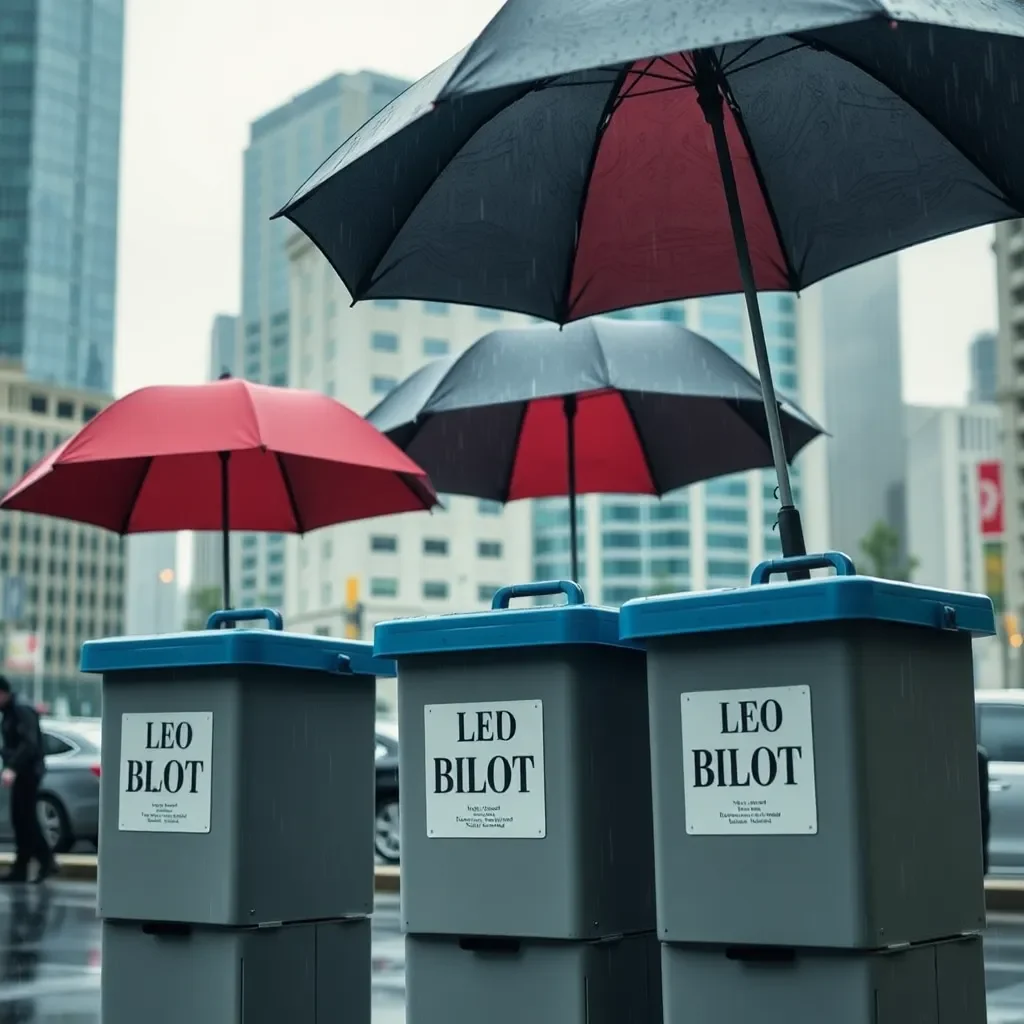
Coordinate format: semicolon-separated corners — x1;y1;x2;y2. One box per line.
619;552;994;1024
374;579;660;1024
80;607;391;1024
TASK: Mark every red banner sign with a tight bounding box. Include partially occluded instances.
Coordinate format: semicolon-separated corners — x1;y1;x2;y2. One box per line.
979;461;1004;537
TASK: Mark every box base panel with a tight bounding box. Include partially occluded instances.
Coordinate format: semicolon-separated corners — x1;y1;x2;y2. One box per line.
662;934;985;1024
406;931;661;1024
101;916;370;1024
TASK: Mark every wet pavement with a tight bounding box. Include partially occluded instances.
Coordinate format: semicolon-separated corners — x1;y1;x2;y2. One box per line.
1;884;1024;1022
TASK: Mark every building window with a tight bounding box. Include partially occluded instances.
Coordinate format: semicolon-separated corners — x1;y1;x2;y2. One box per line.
650;530;690;548
371;535;398;553
706;506;748;525
371;376;397;395
763;534;783;555
477;584;499;602
477;499;502;515
707;533;748;551
702;311;743;333
29;395;47;414
423;337;450;357
650;557;690;576
604;558;642;577
374;298;399;310
602;504;641;522
477;308;501;321
321;538;333;559
370;577;399;598
707;558;749;578
242;535;258;549
648;502;688;521
82;405;99;422
423;301;449;316
535;535;571;555
603;585;642;605
477;541;503;559
56;401;74;419
706;478;747;498
371;331;399;352
321;582;333;606
423;538;449;556
660;305;685;323
777;371;799;391
602;531;642;549
423;580;449;599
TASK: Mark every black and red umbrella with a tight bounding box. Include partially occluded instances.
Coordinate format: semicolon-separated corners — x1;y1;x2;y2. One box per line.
276;0;1024;569
366;319;823;580
1;377;438;608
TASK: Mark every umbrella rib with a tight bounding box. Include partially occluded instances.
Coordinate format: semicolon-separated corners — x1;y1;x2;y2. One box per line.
716;66;801;291
559;64;633;323
119;457;154;535
618;392;664;496
275;454;306;533
794;32;1024;213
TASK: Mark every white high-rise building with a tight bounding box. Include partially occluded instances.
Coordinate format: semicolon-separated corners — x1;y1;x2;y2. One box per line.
531;293;830;600
283;232;533;654
906;404;1005;687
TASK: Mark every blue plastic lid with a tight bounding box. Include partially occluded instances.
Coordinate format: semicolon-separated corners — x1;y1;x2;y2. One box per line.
80;607;395;678
619;552;996;642
374;580;641;658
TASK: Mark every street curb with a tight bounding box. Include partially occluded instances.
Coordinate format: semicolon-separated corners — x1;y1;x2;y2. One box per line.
5;855;1021;910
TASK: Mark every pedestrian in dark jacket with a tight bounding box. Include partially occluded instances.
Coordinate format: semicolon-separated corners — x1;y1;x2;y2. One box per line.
979;744;991;876
0;678;55;883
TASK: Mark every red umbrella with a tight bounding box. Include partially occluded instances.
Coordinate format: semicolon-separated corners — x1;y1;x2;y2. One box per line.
0;377;438;609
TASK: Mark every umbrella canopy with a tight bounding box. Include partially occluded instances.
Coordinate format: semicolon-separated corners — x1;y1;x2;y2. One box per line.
275;0;1024;567
1;377;438;607
367;318;824;578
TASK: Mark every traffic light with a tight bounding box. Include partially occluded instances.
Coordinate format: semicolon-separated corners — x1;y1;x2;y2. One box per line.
1004;612;1022;649
344;576;362;640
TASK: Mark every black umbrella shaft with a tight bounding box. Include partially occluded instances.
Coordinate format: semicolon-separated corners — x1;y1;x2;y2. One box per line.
694;52;808;566
563;395;580;582
219;451;232;616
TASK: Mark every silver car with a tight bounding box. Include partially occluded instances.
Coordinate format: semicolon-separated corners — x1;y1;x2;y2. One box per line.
976;691;1024;876
0;717;101;853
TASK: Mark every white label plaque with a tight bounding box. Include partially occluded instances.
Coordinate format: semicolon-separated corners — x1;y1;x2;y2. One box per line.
680;686;817;835
424;699;546;838
118;712;214;833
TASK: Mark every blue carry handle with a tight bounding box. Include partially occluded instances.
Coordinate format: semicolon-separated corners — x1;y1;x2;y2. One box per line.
491;580;585;609
206;607;284;631
750;551;856;586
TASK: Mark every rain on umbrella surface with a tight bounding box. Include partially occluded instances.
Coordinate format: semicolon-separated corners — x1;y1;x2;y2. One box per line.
276;0;1024;570
0;377;437;609
366;318;824;580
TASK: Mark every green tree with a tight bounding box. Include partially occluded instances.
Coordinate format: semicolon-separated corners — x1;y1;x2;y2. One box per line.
185;585;224;630
858;520;918;581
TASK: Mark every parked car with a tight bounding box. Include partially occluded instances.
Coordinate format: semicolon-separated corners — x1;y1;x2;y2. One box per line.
0;717;102;853
375;721;400;864
976;691;1024;876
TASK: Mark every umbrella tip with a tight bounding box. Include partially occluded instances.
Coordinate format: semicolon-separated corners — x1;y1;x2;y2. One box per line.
218;370;232;381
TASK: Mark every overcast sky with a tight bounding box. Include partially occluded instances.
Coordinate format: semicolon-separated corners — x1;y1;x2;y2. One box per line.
114;0;997;407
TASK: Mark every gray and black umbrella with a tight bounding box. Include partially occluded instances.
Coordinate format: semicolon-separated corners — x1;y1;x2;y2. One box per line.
366;319;823;580
276;0;1024;567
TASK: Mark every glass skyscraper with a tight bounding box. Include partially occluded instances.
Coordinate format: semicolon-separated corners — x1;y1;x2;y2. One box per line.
237;70;407;609
0;0;124;394
531;294;822;604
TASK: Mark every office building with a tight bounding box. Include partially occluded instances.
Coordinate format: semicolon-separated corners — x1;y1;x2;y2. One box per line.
125;533;180;635
969;330;997;405
905;404;1004;687
531;293;830;601
817;256;907;565
0;0;125;393
190;314;239;597
994;220;1024;682
236;70;408;609
0;364;125;698
283;230;533;703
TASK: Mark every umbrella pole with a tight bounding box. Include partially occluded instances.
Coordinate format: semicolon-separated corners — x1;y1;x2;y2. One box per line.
219;451;232;615
695;53;809;576
563;395;580;583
